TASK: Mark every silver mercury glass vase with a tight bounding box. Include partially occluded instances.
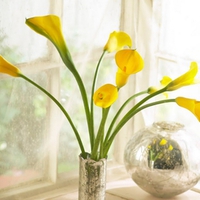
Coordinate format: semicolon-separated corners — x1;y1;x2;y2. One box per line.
78;153;107;200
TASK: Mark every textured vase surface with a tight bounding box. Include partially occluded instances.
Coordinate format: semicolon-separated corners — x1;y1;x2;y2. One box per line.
124;121;200;198
78;153;107;200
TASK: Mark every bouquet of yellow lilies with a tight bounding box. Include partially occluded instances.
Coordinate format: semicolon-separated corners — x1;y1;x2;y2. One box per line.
0;15;199;161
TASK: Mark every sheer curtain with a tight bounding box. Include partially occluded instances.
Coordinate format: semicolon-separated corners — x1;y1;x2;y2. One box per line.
115;0;200;165
0;0;123;194
113;0;155;163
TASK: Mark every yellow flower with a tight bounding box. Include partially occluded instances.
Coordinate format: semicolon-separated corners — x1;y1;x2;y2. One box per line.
148;76;172;94
115;68;130;88
115;49;144;75
26;15;74;71
175;97;200;121
147;86;158;94
159;138;167;146
93;84;118;108
166;62;199;91
161;76;172;86
0;56;21;77
26;15;67;52
104;31;132;53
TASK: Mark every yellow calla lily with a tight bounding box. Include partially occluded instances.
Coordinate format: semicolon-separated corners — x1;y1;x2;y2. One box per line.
93;84;118;108
175;97;200;121
115;49;144;75
26;15;74;71
160;76;172;86
166;62;199;91
104;31;132;53
115;68;130;88
0;56;21;77
148;76;172;94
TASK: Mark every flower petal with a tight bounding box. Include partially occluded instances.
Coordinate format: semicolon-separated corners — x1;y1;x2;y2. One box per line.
115;68;130;88
167;62;198;91
26;15;74;71
160;76;172;86
104;31;132;52
0;56;21;77
26;15;67;52
148;76;172;94
93;84;118;108
175;97;200;121
115;49;144;75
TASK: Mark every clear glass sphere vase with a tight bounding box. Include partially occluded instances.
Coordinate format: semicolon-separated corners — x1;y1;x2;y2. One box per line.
124;121;200;198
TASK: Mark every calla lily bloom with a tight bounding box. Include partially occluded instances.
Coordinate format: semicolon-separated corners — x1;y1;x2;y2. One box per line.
104;31;132;53
148;76;172;94
166;62;199;91
93;84;118;108
0;56;21;77
115;49;144;75
176;97;200;121
160;76;172;86
115;68;130;88
26;15;74;71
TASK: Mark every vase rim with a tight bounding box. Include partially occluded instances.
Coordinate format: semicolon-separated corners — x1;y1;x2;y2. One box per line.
79;152;107;162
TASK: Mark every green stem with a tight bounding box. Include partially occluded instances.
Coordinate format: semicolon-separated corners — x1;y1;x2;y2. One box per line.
69;68;92;137
91;107;110;160
104;90;147;145
19;73;86;157
60;54;92;151
90;50;106;150
103;98;175;157
99;109;105;159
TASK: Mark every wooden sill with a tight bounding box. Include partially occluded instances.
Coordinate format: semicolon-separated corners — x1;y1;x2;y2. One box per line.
2;164;200;200
26;178;200;200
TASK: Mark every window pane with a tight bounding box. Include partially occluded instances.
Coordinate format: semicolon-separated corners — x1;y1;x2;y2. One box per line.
155;1;200;132
155;59;200;132
140;0;200;190
63;0;122;54
159;0;200;61
0;73;48;190
58;0;122;173
0;0;50;63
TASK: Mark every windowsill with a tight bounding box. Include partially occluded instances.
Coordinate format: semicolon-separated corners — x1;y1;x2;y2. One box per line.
24;178;200;200
23;165;200;200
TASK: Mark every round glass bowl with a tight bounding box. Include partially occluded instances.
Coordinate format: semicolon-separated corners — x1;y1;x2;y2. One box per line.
124;121;200;198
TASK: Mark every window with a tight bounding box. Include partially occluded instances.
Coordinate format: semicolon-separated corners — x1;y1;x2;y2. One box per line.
1;0;200;199
0;0;58;193
134;0;200;191
153;0;200;132
0;0;123;198
153;0;200;190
